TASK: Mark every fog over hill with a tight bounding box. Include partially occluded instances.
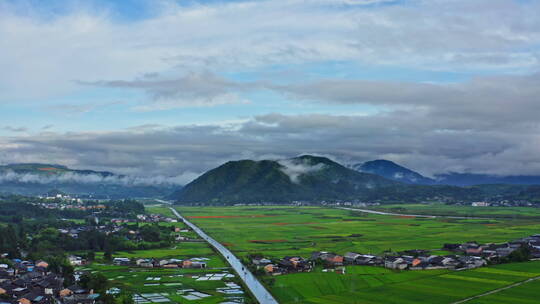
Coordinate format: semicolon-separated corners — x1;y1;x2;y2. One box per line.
170;155;540;205
0;163;183;198
172;155;399;204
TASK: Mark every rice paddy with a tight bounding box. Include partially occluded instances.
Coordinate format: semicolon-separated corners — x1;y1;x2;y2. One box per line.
172;205;540;303
174;206;540;258
83;253;250;304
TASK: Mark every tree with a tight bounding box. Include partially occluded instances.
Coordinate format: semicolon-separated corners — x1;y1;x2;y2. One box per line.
503;246;531;263
103;250;113;262
80;273;109;294
140;225;161;242
119;292;134;304
86;251;95;261
47;256;75;286
100;294;116;304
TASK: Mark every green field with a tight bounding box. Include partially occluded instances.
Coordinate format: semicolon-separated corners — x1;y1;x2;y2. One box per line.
146;205;177;217
81;263;249;304
468;277;540;304
371;204;540;220
174;206;540;258
87;239;256;303
169;205;540;303
270;261;540;303
96;242;227;268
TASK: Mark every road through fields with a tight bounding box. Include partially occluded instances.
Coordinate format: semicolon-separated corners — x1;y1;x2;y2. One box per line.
169;207;278;304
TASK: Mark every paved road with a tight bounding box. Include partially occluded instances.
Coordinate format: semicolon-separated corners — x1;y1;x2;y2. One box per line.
451;275;540;304
339;207;490;220
169;208;279;304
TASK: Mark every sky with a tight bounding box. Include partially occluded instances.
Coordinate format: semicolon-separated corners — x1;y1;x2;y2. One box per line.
1;0;540;183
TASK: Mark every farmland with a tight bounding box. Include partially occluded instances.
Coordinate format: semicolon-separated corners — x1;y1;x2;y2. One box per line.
77;206;255;303
467;276;540;304
270;261;540;303
95;242;228;268
169;205;540;303
174;206;540;258
371;204;540;220
80;261;249;304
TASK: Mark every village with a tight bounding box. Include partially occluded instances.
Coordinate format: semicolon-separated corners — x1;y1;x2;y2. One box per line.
56;213;190;241
255;234;540;276
0;255;245;304
111;257;208;269
0;259;100;304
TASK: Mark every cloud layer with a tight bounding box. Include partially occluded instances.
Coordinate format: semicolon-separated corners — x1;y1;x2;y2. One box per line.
2;0;539;103
1;0;540;181
2;100;540;181
0;170;196;186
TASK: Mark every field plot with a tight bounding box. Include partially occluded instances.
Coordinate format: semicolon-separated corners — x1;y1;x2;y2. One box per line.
175;206;540;258
270;261;540;303
372;204;540;220
82;256;249;303
172;206;540;303
467;277;540;304
96;243;227;268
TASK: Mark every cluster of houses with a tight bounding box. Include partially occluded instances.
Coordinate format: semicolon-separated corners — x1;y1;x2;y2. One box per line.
256;234;540;275
135;214;177;223
113;257;207;269
230;201;383;207
58;220;190;241
443;234;540;261
0;260;98;304
38;193;84;203
35;197;105;211
254;256;313;276
467;201;534;207
57;224;124;239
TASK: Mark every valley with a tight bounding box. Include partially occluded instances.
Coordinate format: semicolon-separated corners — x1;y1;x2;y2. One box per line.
4;1;540;303
172;206;540;257
160;205;540;303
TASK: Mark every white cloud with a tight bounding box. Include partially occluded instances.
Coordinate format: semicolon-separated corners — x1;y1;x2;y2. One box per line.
278;159;326;183
83;71;254;110
1;0;539;102
0;170;192;186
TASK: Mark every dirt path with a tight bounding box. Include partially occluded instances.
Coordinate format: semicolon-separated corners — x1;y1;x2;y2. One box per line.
339;207;491;220
451;275;540;304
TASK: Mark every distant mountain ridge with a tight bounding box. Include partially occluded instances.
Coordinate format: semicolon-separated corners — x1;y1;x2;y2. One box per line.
0;163;115;176
433;172;540;186
352;160;540;186
353;160;435;185
0;163;176;199
172;155;400;204
171;155;540;205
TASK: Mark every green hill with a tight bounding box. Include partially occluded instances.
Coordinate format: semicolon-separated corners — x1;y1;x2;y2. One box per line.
172;155;540;205
0;163;114;176
172;155;400;204
0;163;176;199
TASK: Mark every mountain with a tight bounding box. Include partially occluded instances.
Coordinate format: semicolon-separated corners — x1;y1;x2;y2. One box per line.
353;160;540;187
0;163;114;177
434;173;540;186
0;163;177;199
172;155;400;204
353;160;435;185
171;155;540;204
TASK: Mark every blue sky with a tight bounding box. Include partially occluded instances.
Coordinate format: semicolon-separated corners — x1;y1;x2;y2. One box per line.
1;0;540;180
